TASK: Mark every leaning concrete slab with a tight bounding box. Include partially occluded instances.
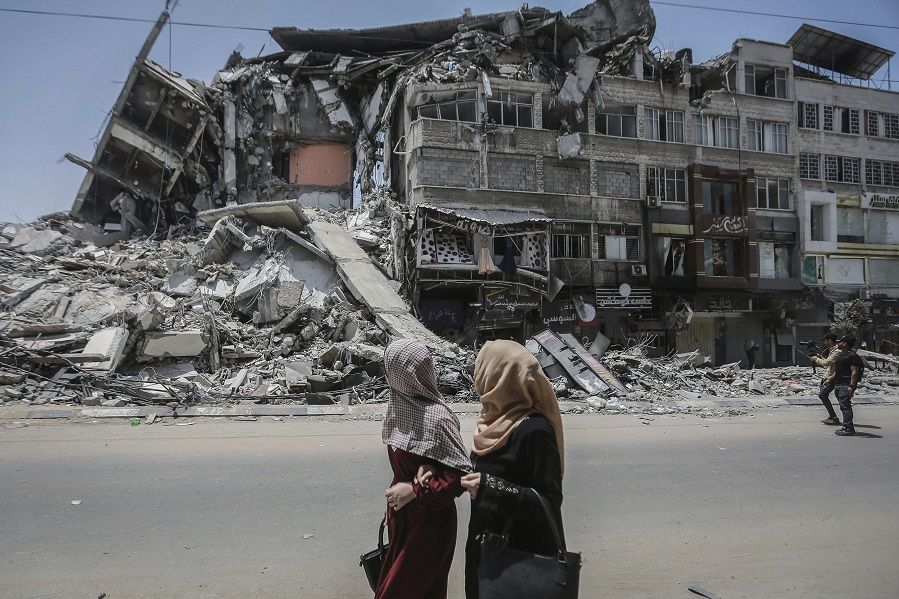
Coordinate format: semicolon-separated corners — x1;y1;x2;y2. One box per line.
304;214;451;351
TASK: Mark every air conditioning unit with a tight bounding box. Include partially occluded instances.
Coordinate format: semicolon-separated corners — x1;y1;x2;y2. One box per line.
646;195;662;208
631;264;648;276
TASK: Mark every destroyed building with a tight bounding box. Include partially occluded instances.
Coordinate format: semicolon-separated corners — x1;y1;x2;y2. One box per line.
14;0;896;399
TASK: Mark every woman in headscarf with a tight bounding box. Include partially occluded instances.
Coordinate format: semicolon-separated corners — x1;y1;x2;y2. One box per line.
374;339;472;599
461;340;566;599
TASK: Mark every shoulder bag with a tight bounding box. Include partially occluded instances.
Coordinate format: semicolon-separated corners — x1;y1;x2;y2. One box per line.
478;489;582;599
359;514;388;592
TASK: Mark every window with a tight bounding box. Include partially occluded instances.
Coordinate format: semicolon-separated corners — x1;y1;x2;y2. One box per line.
867;211;899;244
865;111;899;139
799;153;820;179
759;242;793;278
596;224;640;261
487;92;533;127
704;239;745;276
810;205;826;242
823;106;861;134
866;159;899;187
824;155;860;183
802;255;825;285
656;237;687;276
644;108;684;142
869;259;899;285
647;167;687;202
798;102;819;129
756;177;790;210
702;180;742;215
744;65;787;98
746;120;788;153
597;104;637;137
552;222;590;259
694;114;739;148
417;90;477;122
837;207;865;243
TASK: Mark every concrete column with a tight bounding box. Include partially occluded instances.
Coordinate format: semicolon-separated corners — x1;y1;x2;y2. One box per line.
590;159;598;196
535;155;544;192
534;92;543;129
587;98;596;134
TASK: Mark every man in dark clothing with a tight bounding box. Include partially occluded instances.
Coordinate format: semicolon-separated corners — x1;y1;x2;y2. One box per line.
810;333;841;425
829;334;863;436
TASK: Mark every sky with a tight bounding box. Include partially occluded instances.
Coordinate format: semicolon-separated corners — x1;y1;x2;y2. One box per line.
0;0;897;223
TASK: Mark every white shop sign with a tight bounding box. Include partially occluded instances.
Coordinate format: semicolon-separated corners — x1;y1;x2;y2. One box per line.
861;193;899;211
827;257;865;285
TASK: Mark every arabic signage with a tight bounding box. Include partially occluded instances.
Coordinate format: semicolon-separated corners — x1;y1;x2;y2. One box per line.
419;300;466;328
706;296;752;312
861;192;899;211
481;286;540;312
594;288;653;310
541;294;598;332
702;215;748;235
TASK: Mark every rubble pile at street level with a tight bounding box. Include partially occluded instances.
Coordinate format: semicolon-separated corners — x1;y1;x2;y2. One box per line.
2;206;896;410
0;201;476;408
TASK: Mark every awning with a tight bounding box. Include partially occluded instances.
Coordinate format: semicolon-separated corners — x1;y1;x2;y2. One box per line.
788;24;894;80
419;203;550;226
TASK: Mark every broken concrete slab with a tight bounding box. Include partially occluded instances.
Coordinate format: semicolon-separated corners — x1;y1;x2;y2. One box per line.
9;227;65;255
81;327;131;373
141;331;208;359
198;199;308;234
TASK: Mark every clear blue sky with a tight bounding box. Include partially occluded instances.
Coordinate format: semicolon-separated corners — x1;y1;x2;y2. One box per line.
1;0;897;223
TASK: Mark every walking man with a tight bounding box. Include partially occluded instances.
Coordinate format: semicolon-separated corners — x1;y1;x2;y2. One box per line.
810;332;842;425
830;335;863;436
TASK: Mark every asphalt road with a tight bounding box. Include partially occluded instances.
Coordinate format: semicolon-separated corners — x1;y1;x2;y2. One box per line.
1;406;898;599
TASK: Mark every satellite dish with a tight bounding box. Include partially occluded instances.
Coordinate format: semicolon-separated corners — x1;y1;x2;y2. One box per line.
618;283;632;298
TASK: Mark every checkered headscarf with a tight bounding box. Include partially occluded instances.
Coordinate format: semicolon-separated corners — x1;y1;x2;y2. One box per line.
382;339;472;473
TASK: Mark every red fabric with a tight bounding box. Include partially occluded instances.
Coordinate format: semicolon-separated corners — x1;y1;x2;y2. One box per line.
374;447;464;599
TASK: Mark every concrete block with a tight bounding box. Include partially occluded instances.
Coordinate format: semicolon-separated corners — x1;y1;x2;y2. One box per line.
81;327;130;372
141;331;207;358
10;227;65;255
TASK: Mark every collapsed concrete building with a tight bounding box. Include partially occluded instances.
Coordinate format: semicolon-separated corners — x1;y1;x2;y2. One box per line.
33;0;899;383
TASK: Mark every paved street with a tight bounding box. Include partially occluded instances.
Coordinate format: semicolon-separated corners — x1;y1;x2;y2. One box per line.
1;406;898;599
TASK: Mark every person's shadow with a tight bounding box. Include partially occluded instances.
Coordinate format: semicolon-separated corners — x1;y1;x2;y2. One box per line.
851;424;882;439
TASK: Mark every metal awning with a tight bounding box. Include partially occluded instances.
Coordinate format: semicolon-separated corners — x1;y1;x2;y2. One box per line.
419;204;550;226
788;24;894;80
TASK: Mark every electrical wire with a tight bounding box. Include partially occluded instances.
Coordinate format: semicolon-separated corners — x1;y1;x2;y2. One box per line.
650;1;899;31
0;6;270;31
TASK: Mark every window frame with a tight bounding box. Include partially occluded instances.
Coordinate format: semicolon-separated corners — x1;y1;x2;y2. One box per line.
416;89;478;123
647;166;687;203
756;177;791;210
595;223;641;261
551;222;591;260
597;103;637;138
800;153;820;180
486;91;534;128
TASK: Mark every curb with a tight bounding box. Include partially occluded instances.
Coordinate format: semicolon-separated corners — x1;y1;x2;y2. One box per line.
1;395;896;421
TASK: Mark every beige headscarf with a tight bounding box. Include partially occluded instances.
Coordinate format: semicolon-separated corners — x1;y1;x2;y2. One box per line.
472;340;564;475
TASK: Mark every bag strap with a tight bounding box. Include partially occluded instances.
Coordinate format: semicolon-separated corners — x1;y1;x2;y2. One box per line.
499;488;567;563
378;513;387;550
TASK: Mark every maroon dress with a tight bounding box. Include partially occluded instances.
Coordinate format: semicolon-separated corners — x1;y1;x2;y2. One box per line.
374;446;464;599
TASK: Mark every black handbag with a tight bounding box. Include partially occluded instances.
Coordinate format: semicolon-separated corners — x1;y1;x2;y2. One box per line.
359;515;389;592
478;489;581;599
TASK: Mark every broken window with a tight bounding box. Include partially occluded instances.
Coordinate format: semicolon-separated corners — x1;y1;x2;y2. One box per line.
541;96;588;133
799;153;820;179
552;222;591;259
646;167;687;202
810;205;826;242
644;108;684;142
693;114;738;149
597;104;637;138
798;102;819;129
802;255;826;285
701;181;742;215
656;237;687;276
417;90;478;123
704;238;745;277
596;224;640;261
837;207;865;243
759;242;793;279
756;177;790;210
746;120;788;153
487;92;533;128
744;64;787;98
866;159;899;187
824;155;860;184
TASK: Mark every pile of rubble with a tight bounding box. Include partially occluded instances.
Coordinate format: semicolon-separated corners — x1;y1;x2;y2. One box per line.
562;343;899;407
0;203;473;409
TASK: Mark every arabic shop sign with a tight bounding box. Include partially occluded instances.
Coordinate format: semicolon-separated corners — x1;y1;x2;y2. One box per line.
861;192;899;211
482;287;540;312
541;294;598;331
594;288;653;310
419;300;466;328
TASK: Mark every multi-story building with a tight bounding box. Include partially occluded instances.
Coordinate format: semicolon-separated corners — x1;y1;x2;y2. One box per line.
790;24;899;353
